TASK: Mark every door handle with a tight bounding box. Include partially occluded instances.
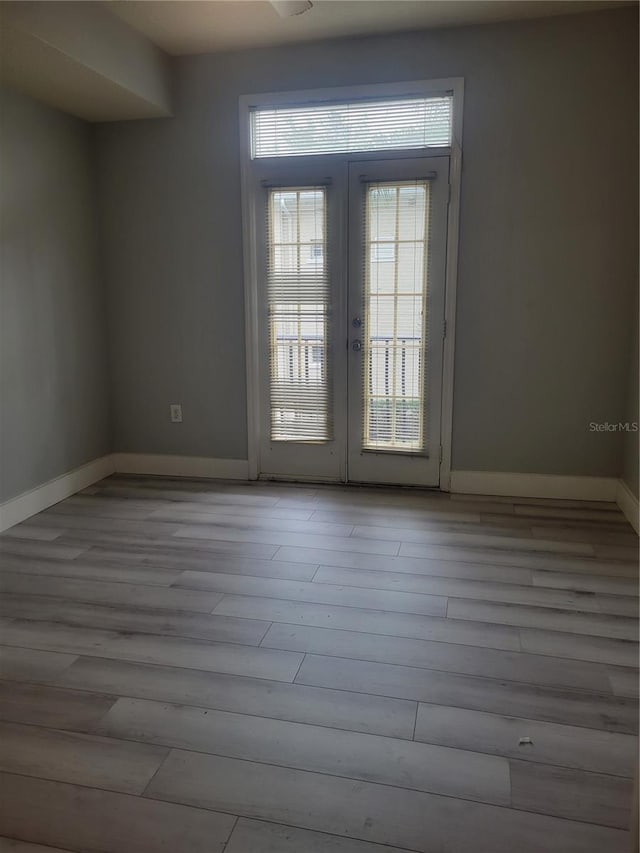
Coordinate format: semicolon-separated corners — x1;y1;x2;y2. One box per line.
352;339;362;352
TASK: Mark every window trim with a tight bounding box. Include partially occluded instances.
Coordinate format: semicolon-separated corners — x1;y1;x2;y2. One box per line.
240;78;463;154
239;77;464;489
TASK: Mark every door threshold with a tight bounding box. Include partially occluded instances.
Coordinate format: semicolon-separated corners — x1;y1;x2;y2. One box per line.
258;474;443;493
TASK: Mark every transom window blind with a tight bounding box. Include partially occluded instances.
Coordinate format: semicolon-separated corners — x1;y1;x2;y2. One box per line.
363;180;431;452
267;187;332;442
252;95;452;158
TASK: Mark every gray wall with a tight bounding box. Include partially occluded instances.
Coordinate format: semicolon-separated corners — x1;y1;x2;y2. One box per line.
96;7;638;476
0;86;110;502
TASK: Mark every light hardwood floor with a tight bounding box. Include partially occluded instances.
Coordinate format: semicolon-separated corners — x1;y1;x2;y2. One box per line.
0;475;638;852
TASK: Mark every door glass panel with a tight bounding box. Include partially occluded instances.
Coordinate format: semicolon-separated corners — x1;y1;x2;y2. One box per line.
363;181;430;451
267;187;331;442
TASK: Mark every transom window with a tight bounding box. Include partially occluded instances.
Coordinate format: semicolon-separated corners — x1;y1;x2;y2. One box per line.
251;95;453;159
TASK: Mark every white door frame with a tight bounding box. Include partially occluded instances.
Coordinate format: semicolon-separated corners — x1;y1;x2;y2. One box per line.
239;77;464;489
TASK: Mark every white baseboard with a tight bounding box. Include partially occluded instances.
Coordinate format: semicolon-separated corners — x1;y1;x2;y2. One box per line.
112;453;249;481
616;479;639;534
0;455;115;533
449;470;619;502
3;456;633;533
0;453;249;532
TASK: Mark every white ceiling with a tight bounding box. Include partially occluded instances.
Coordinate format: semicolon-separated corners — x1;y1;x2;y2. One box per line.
0;1;172;121
1;0;634;122
108;0;633;56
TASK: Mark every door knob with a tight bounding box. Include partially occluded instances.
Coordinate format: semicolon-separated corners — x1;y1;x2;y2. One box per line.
352;339;362;352
352;317;362;328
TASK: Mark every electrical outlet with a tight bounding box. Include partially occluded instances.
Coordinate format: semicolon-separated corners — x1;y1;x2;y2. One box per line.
170;404;183;423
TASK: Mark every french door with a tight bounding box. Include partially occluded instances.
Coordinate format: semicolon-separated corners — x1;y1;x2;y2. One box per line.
256;155;449;487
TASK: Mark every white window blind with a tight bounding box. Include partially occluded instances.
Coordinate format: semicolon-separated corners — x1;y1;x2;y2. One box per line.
363;180;430;452
267;187;332;442
252;95;452;158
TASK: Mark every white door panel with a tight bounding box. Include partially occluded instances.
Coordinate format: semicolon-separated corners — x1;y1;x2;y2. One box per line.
347;158;449;486
256;161;347;481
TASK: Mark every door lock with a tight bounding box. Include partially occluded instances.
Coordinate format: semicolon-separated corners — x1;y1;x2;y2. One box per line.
352;317;362;328
352;339;362;352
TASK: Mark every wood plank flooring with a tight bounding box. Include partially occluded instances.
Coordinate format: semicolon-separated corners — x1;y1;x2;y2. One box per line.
0;475;638;853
